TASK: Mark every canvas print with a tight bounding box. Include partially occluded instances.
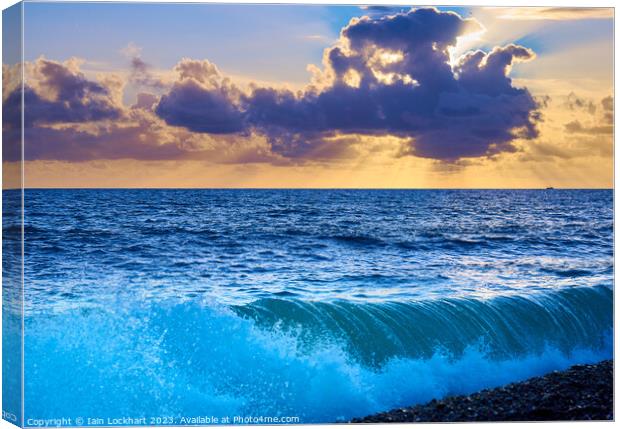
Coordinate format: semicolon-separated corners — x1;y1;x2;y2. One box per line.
2;1;614;426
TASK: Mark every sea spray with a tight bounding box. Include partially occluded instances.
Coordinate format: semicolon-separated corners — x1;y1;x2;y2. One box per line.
25;286;612;423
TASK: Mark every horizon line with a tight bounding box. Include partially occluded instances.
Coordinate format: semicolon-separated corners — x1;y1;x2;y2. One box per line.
3;187;614;191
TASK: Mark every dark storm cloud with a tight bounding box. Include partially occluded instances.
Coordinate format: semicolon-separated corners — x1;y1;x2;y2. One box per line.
1;58;258;163
3;59;121;129
156;80;244;134
6;9;543;164
154;8;540;161
13;86;119;128
0;59;184;162
155;59;245;134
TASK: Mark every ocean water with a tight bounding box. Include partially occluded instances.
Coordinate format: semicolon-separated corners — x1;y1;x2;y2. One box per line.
19;189;613;424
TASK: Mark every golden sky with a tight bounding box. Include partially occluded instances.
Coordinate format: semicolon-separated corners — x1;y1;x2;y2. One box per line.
2;4;614;188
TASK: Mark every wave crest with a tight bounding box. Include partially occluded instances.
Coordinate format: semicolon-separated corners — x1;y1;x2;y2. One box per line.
25;286;612;422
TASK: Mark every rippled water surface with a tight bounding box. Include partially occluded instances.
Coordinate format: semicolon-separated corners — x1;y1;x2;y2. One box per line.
19;189;613;424
24;189;613;307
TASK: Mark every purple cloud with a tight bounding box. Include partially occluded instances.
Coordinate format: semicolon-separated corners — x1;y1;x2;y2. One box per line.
4;8;544;163
155;8;541;161
4;59;121;130
155;58;245;134
156;79;244;134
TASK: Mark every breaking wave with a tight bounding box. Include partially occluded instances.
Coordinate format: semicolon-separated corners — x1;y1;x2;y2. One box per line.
25;285;612;423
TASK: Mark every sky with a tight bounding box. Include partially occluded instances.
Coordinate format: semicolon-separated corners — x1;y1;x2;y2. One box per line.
2;2;614;188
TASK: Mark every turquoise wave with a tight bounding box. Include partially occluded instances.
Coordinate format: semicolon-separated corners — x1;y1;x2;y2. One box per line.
24;286;612;424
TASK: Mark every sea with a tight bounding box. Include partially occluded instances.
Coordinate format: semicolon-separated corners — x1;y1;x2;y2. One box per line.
8;189;614;424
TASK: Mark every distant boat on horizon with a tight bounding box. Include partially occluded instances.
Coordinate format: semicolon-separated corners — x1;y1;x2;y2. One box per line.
546;186;555;190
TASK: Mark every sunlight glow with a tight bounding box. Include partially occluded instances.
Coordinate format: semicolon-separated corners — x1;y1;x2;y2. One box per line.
448;28;486;68
343;68;361;88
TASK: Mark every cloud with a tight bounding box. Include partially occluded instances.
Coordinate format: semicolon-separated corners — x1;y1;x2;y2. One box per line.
4;58;121;130
2;58;199;162
5;8;545;164
4;106;276;163
2;103;186;163
120;41;142;59
129;56;166;89
155;59;245;134
1;58;280;164
20;123;187;162
2;63;22;102
300;35;333;43
122;43;167;89
564;120;612;135
601;96;613;125
3;58;123;161
565;92;596;114
521;136;613;162
519;93;613;164
155;8;541;161
563;94;613;135
132;92;159;110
